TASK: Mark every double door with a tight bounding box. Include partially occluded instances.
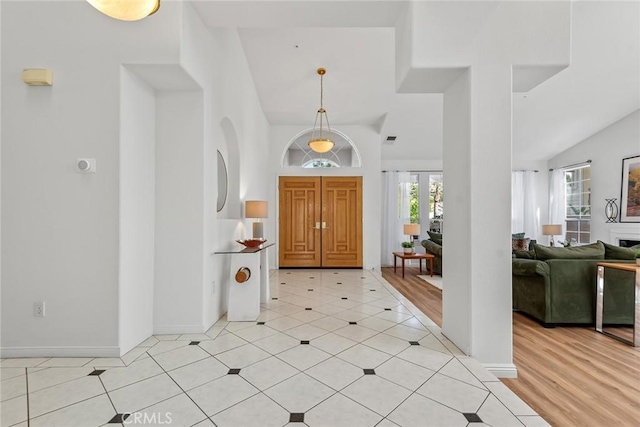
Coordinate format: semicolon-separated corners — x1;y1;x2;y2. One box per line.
279;176;362;268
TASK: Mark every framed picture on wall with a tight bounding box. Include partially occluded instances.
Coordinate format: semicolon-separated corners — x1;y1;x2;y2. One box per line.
620;155;640;222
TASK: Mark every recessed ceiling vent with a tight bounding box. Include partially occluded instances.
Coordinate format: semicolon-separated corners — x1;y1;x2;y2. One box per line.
383;136;397;145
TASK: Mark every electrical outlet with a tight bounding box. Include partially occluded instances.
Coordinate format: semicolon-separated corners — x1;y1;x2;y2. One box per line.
34;301;45;317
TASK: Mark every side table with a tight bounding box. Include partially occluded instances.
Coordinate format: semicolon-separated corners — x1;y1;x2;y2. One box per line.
596;262;639;347
393;252;435;279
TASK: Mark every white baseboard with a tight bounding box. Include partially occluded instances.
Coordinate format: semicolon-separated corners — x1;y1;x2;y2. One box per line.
153;324;206;335
0;346;120;358
484;363;518;378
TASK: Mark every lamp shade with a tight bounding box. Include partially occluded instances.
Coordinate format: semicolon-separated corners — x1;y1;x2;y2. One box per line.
87;0;160;21
542;224;562;236
245;201;268;219
403;224;420;236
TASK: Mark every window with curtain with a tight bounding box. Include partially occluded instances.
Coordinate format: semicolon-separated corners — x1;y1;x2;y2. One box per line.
564;165;591;244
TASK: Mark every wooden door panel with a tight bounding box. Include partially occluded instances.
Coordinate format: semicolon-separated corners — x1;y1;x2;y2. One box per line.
279;177;321;267
321;177;363;267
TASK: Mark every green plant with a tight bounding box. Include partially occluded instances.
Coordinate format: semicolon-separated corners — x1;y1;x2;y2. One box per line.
634;251;640;259
401;241;414;248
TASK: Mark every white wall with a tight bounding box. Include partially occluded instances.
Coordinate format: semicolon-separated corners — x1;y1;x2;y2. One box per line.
0;1;180;357
119;68;156;354
549;110;640;243
270;125;381;271
154;91;205;334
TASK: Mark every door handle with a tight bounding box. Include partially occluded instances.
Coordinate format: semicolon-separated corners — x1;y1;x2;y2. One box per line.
322;222;328;229
313;222;321;230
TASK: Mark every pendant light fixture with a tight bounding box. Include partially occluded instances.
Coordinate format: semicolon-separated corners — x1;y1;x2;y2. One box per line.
87;0;160;21
308;68;334;154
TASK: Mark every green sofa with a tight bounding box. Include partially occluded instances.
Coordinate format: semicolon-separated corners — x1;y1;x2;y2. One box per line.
512;241;637;327
421;232;442;275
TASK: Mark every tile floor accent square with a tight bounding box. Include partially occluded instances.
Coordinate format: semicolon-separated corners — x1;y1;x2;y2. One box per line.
272;297;278;300
341;297;348;300
409;341;420;345
300;340;310;345
337;282;342;284
385;308;392;311
308;289;314;291
108;413;130;423
349;321;357;325
305;308;312;310
88;370;105;376
464;413;483;423
189;341;200;345
257;322;266;325
363;369;376;375
228;369;241;374
289;413;305;422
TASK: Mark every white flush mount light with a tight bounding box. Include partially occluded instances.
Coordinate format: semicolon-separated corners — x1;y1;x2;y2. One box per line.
87;0;160;21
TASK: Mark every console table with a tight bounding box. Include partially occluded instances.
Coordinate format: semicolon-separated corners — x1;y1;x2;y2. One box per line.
215;243;274;321
596;262;639;347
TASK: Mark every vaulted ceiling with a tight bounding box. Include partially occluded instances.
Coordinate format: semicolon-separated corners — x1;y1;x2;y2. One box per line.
193;1;640;168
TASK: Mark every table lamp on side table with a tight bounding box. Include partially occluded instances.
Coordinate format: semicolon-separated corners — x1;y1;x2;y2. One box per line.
542;224;562;247
403;223;420;253
246;200;268;239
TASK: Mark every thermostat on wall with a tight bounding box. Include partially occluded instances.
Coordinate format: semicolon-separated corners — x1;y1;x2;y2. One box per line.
77;158;96;174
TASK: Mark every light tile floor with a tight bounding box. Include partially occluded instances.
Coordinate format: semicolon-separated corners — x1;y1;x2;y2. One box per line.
0;269;549;427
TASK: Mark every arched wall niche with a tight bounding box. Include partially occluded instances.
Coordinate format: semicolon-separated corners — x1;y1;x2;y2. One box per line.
281;128;362;168
218;117;241;219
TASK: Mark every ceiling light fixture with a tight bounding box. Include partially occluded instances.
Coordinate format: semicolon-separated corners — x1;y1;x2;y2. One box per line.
87;0;160;21
308;68;334;154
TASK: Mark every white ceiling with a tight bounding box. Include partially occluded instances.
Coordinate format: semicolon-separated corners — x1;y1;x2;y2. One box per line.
192;0;640;168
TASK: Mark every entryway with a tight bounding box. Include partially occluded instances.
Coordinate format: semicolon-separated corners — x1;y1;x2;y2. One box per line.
279;176;363;268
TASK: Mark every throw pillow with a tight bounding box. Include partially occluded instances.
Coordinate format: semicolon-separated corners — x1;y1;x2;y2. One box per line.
511;232;526;239
600;241;640;260
532;241;605;261
512;238;530;251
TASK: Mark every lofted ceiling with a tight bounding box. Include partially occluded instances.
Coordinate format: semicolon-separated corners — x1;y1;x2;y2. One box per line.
192;0;640;168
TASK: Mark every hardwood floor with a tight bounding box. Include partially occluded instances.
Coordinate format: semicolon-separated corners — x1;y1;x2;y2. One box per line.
381;266;640;427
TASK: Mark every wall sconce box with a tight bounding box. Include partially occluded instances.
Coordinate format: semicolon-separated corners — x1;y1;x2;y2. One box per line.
22;69;53;86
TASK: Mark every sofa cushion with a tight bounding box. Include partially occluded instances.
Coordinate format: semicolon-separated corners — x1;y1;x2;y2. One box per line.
600;241;640;260
512;232;526;238
512;259;549;276
532;241;605;261
513;249;535;259
427;231;442;245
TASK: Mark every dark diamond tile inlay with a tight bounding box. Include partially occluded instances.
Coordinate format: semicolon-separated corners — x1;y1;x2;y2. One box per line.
341;297;348;300
289;413;305;423
272;297;278;300
189;341;200;346
384;308;392;311
337;282;342;284
349;322;357;325
228;368;241;375
409;341;420;346
305;308;312;311
363;369;376;375
310;277;315;279
88;369;105;376
281;282;286;284
300;340;310;345
257;322;266;325
308;289;314;291
463;413;483;423
108;414;130;424
333;272;338;274
370;289;376;291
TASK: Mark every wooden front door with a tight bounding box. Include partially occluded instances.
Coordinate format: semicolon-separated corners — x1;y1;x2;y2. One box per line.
279;176;362;268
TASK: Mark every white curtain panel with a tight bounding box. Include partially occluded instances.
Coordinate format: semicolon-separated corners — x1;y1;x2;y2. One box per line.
381;171;402;266
512;172;525;234
512;171;541;242
548;169;566;243
398;172;412;225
